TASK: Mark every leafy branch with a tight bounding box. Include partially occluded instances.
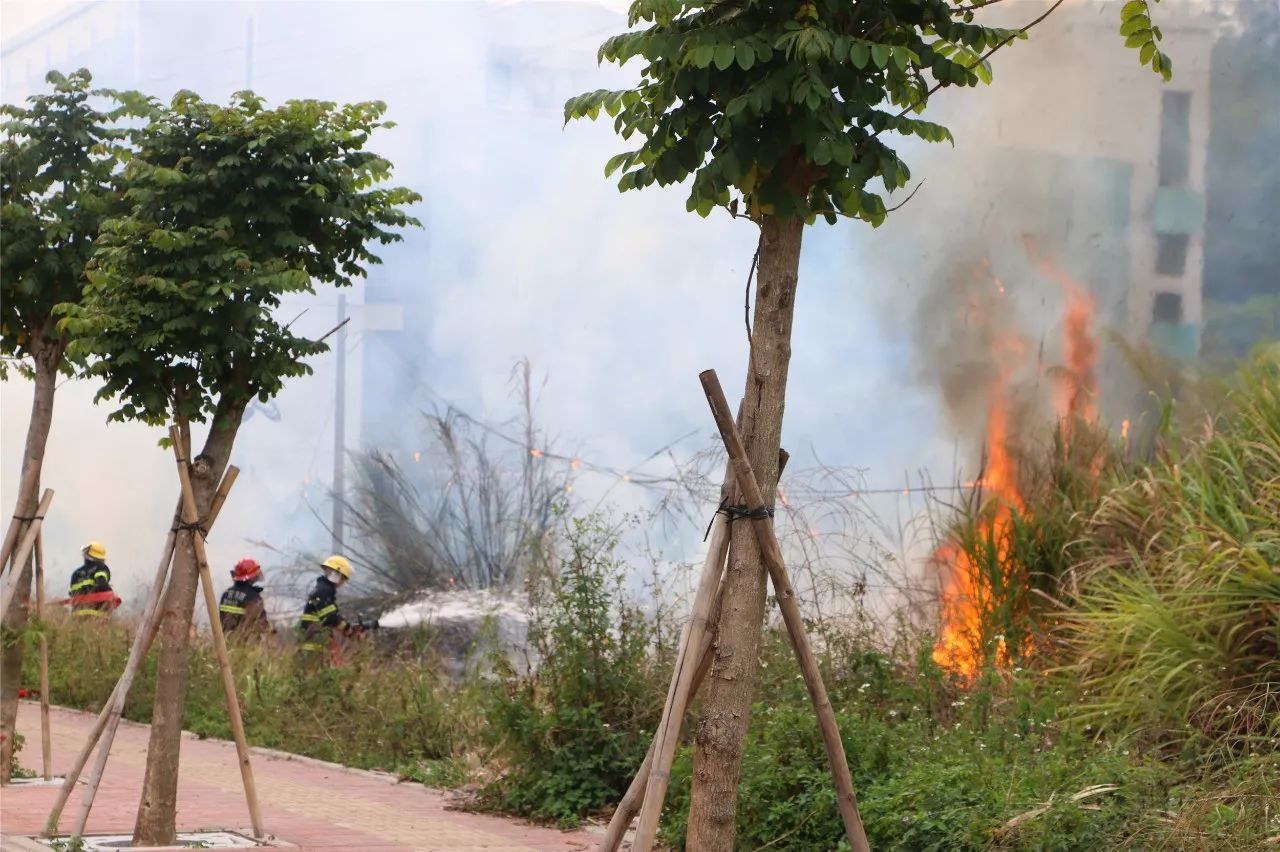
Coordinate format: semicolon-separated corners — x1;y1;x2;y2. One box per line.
1120;0;1174;81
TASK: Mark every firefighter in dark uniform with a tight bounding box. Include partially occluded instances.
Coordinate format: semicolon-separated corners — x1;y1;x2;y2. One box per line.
69;541;115;617
218;557;272;636
297;555;353;653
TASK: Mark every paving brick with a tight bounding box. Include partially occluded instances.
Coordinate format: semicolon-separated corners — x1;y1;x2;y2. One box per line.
2;705;595;852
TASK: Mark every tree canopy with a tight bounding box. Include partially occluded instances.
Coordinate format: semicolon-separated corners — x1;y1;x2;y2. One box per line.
0;69;149;376
565;0;1173;226
58;90;421;428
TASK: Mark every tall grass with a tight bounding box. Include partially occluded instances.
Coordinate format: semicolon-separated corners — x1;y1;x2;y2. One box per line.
1063;350;1280;754
23;612;478;772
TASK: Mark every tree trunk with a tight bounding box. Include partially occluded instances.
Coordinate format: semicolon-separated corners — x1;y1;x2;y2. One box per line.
686;216;803;850
132;413;242;846
0;351;59;784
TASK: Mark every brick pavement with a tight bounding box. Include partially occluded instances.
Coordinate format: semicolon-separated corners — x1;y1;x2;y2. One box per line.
1;704;599;851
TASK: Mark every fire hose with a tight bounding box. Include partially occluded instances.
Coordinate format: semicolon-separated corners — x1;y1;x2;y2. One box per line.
50;590;123;610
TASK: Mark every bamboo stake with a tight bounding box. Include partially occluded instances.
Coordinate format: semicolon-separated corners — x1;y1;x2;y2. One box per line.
699;368;871;852
608;449;788;851
597;627;720;851
0;463;42;574
624;516;731;851
48;466;238;838
34;531;52;780
0;489;54;622
169;428;264;838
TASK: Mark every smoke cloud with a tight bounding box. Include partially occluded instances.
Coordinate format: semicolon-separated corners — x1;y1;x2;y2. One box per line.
0;0;1255;613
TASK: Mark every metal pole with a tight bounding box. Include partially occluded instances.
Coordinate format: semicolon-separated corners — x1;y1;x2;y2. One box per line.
332;293;347;553
244;15;255;89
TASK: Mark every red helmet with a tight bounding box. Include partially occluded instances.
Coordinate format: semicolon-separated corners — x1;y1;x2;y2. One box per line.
232;558;262;582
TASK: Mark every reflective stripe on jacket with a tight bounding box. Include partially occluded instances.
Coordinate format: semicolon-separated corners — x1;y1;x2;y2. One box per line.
69;560;114;612
297;576;346;651
219;581;269;635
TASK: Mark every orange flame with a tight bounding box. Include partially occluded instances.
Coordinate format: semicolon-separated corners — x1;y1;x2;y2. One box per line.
1022;237;1099;432
933;243;1102;677
933;365;1025;675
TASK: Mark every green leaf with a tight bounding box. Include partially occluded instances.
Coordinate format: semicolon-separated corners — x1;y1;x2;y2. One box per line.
693;44;716;68
1139;41;1157;65
880;156;898;189
812;137;832;167
849;41;870;69
714;44;736;71
871;43;890;69
1119;15;1151;36
830;136;854;167
1124;30;1152;49
737;43;756;70
604;152;630;177
1120;0;1148;21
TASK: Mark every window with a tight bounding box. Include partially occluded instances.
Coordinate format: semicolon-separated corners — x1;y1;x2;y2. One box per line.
1155;234;1188;276
1152;291;1183;324
1158;91;1191;187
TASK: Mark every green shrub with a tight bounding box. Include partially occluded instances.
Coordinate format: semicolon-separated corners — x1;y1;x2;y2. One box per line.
478;513;667;824
661;630;1184;851
24;611;469;772
8;730;35;779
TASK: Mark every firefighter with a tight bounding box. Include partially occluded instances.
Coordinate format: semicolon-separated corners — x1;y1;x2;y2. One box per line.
297;555;353;653
68;541;115;617
218;557;271;636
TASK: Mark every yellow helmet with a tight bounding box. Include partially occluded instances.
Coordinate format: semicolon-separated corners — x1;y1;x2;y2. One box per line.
83;541;107;561
320;554;353;579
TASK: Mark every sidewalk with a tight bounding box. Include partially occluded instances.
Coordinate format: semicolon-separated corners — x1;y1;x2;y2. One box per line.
2;704;597;851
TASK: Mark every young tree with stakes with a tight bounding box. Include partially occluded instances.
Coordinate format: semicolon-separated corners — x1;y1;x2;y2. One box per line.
57;89;420;845
0;69;150;783
565;0;1172;846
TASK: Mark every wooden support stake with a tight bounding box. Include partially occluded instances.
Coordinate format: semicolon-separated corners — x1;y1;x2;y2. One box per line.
618;515;731;851
0;464;42;574
170;428;264;838
48;466;238;838
0;489;54;622
609;449;788;851
34;531;52;780
598;622;721;852
699;368;871;852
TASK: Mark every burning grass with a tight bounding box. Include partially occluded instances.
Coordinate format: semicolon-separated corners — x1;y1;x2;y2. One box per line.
1062;349;1280;756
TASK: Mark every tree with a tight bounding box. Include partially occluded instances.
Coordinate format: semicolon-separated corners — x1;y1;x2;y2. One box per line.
57;89;419;844
0;69;148;783
565;0;1170;846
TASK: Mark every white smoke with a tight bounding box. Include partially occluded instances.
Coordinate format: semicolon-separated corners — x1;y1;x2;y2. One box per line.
0;0;1236;613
